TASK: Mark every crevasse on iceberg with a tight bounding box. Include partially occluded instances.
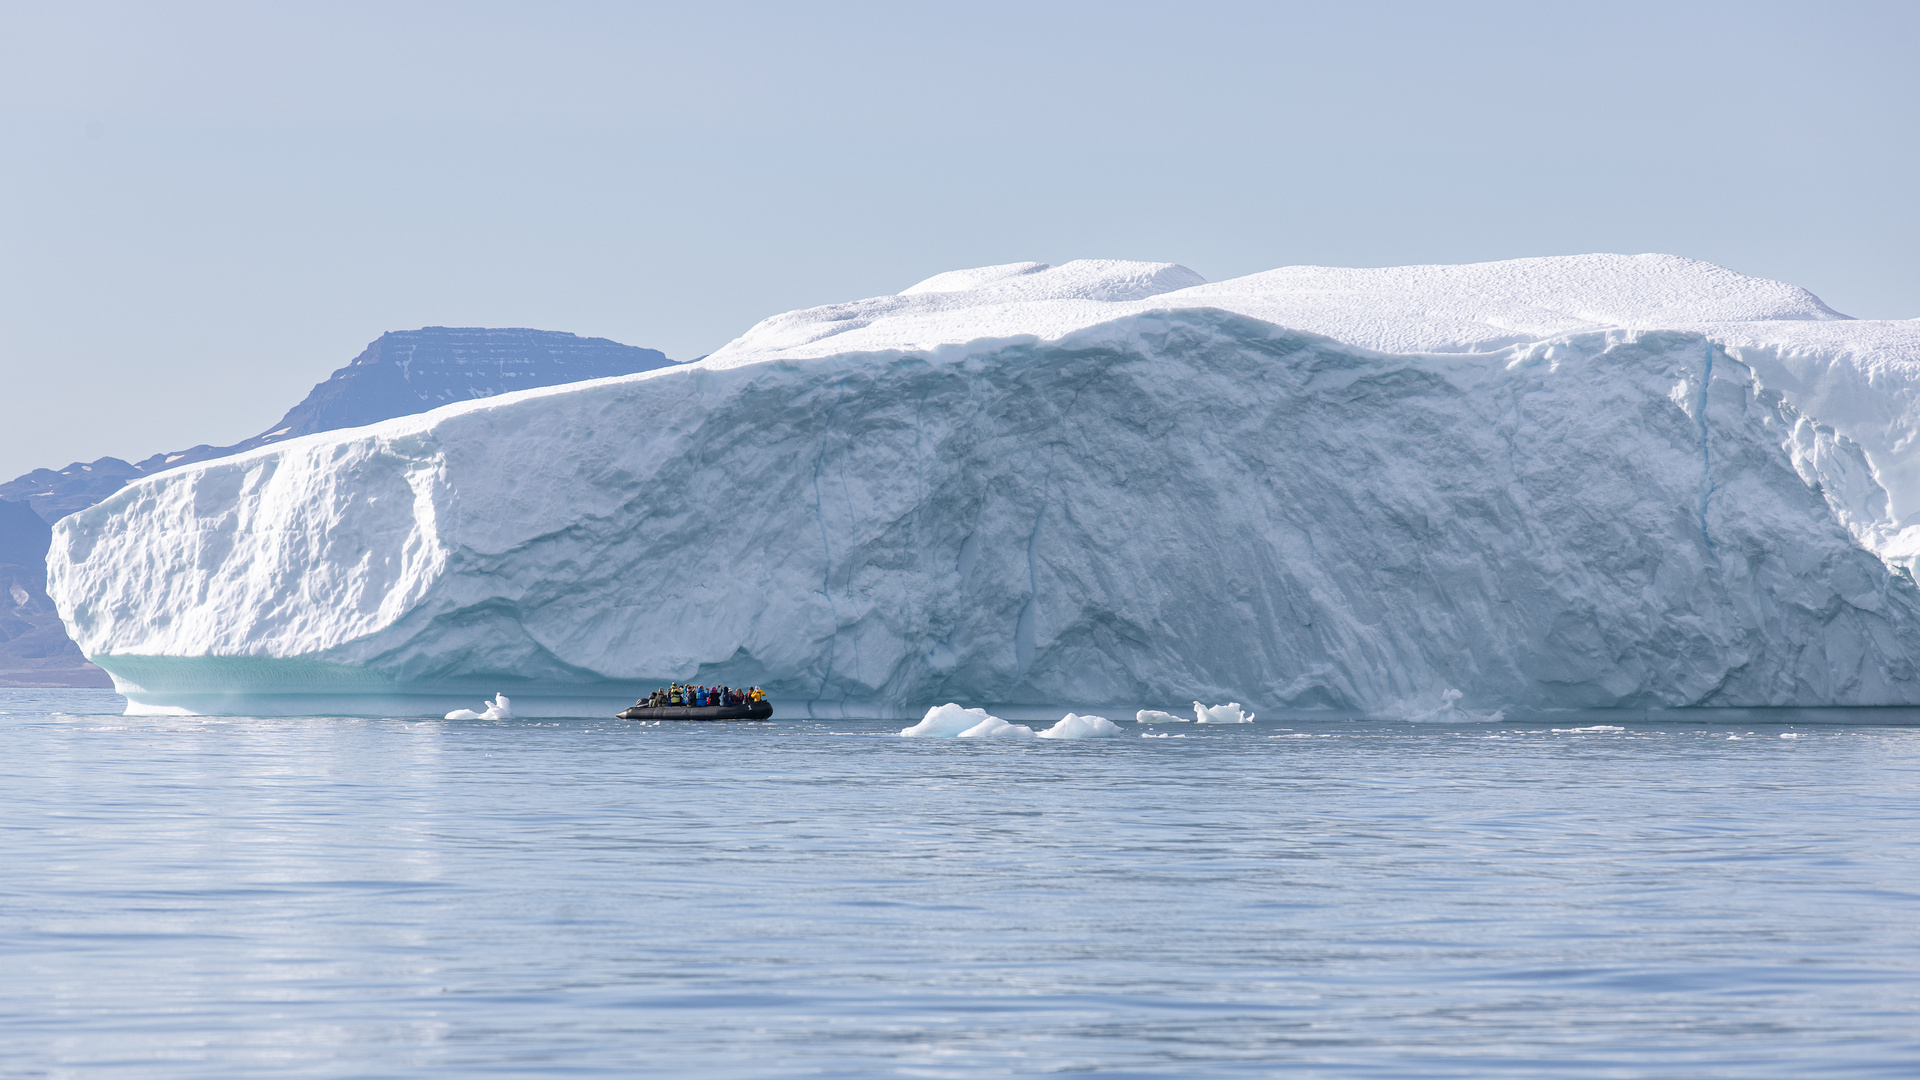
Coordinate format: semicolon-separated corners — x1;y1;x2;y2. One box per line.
47;255;1920;715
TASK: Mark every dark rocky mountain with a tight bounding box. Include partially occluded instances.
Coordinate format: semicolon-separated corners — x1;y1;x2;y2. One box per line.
0;498;52;571
0;498;99;685
2;327;672;523
0;327;675;686
1;458;149;524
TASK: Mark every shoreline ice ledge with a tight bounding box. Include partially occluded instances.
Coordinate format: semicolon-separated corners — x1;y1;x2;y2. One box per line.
48;254;1920;717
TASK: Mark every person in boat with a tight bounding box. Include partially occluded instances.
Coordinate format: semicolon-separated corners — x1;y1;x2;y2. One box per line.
631;684;762;711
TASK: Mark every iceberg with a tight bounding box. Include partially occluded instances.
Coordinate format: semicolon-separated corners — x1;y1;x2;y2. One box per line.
45;255;1920;716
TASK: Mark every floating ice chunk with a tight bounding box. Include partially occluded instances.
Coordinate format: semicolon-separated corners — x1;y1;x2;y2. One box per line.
900;703;998;737
1038;713;1121;739
957;716;1037;739
1136;710;1188;724
1552;724;1626;733
122;701;196;717
446;693;513;721
1194;701;1255;724
1781;732;1804;739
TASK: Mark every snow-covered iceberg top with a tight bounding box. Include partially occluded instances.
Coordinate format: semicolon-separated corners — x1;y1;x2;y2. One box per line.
709;254;1920;566
711;253;1851;364
46;253;1920;716
703;259;1207;367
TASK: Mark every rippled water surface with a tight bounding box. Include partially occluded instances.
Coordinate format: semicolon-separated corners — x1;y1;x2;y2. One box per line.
4;688;1919;1077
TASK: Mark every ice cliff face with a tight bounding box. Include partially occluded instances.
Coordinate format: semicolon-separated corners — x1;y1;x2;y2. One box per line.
5;326;673;690
47;255;1920;715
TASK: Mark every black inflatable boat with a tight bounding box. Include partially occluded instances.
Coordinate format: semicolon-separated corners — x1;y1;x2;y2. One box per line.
616;701;773;721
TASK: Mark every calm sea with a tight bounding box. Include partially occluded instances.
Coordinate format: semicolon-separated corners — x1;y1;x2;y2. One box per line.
3;688;1917;1078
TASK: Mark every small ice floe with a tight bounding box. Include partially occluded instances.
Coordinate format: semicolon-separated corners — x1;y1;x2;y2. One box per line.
900;703;997;736
1552;725;1626;733
1038;713;1120;740
1780;732;1803;739
1139;702;1253;723
445;693;513;721
901;704;1118;740
1194;701;1254;724
958;715;1037;739
1141;732;1187;738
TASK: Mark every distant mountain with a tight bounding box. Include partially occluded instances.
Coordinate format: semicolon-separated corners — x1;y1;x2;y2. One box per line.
0;497;53;570
0;498;96;686
0;327;676;687
1;459;149;525
2;327;673;522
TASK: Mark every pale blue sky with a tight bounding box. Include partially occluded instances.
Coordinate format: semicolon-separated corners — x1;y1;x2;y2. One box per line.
2;0;1915;479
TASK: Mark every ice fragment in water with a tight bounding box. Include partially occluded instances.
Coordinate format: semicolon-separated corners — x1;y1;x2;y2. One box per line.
1136;710;1188;724
957;716;1036;739
1194;701;1254;724
1038;713;1121;739
904;705;1114;740
901;703;998;737
445;693;513;721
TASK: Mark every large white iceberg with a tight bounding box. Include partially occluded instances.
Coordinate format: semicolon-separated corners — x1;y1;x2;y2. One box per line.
46;255;1920;715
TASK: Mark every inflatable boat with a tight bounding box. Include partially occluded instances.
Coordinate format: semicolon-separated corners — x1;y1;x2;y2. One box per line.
616;700;773;721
